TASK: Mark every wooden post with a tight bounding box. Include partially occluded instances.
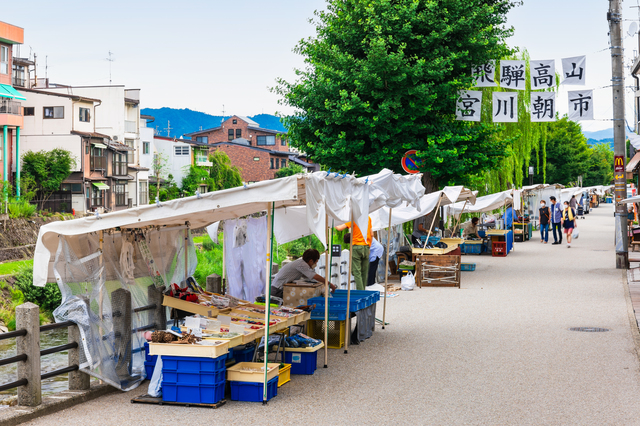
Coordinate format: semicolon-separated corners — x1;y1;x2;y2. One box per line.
263;203;274;404
184;226;189;282
422;194;444;249
453;200;468;237
221;222;226;294
16;302;41;406
344;210;354;354
382;208;392;329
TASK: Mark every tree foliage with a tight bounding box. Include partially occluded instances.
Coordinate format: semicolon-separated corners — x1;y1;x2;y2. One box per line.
208;151;243;191
275;163;305;178
584;143;614;186
21;149;76;202
277;0;519;190
182;165;214;195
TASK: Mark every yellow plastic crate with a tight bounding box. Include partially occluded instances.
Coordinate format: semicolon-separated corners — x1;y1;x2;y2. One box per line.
307;320;346;349
278;364;291;387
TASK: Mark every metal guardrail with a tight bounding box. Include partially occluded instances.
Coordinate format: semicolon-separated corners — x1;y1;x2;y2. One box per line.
0;98;21;115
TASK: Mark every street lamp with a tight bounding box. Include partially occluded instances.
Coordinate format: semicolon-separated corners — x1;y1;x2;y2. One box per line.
529;166;534;186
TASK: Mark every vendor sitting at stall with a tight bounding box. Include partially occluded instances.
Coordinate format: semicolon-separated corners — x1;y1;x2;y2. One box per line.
463;217;480;239
269;249;337;299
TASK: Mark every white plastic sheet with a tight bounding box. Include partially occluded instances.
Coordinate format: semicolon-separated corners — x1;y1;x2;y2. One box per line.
224;217;267;302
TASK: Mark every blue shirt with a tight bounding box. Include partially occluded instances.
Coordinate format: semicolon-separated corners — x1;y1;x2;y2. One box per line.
369;238;383;261
549;202;562;223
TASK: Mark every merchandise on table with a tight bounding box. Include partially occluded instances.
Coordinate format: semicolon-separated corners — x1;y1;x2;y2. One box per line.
284;333;322;348
284;342;324;375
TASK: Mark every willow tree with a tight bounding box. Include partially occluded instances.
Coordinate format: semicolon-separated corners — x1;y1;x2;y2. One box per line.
474;51;554;194
276;0;520;192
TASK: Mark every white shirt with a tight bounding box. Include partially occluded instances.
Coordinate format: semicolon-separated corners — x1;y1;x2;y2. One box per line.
369;238;383;261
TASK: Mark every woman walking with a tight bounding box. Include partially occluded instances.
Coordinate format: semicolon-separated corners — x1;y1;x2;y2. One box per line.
562;201;577;248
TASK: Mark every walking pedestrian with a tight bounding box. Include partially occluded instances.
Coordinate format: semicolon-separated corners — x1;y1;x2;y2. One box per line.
549;196;563;245
570;195;577;209
562;201;577;248
336;216;372;290
539;200;550;243
367;237;383;287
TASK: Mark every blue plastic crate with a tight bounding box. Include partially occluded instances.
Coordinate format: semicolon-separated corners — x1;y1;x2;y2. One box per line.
162;355;226;373
144;361;155;379
334;290;379;305
162;369;226;385
284;350;318;375
310;308;347;321
162;381;225;404
229;376;278;402
460;263;476;271
307;296;366;312
232;345;256;363
461;242;483;255
144;342;158;363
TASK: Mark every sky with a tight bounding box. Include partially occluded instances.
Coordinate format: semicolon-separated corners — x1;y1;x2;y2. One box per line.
2;0;639;132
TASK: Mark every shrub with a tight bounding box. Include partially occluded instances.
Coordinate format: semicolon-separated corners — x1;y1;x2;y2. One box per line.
14;266;62;314
8;200;37;219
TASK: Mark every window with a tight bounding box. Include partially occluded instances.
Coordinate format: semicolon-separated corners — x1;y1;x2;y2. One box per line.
281;159;286;168
91;186;104;207
43;106;64;119
228;129;234;141
124;139;135;163
61;183;82;193
253;157;260;161
174;145;189;156
232;119;237;124
90;146;106;170
198;184;208;194
275;158;280;169
235;129;241;138
270;158;274;169
23;107;34;116
196;150;208;163
115;183;127;206
79;107;90;122
113;153;127;176
143;141;150;155
0;46;8;75
85;145;89;154
256;135;276;146
281;137;287;146
196;136;208;143
139;181;149;205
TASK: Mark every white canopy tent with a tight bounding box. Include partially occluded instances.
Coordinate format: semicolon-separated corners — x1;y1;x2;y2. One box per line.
447;190;513;215
33;169;424;399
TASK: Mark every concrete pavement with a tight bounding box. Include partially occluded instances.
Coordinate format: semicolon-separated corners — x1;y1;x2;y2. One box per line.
21;204;640;426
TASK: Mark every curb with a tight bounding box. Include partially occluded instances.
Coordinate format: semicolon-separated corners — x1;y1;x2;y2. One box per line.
0;384;117;426
621;269;640;366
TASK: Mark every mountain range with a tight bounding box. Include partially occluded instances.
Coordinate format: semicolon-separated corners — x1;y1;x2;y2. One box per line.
140;108;287;139
140;108;621;150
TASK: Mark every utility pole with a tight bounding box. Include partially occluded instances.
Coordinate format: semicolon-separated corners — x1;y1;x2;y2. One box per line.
609;0;629;269
106;51;114;85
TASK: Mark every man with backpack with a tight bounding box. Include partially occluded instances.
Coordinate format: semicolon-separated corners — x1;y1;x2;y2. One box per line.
549;196;563;245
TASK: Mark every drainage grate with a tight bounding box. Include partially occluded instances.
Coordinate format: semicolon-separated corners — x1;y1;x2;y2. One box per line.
569;327;610;332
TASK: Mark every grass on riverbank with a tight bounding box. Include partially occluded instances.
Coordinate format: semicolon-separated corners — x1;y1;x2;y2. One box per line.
0;260;33;276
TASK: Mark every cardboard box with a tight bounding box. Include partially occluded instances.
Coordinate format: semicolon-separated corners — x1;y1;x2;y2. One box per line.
282;282;324;307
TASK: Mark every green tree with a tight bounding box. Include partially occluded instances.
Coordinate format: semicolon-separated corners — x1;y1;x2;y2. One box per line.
22;149;76;205
584;143;613;186
209;151;243;190
275;163;305;178
151;151;169;201
276;0;518;191
529;116;590;186
181;165;214;194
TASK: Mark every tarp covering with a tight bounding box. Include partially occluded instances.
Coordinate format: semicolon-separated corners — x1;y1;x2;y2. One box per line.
448;190;513;214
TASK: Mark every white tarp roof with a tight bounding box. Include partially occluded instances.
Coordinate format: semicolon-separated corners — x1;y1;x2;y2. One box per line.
620;194;640;204
448;190;512;214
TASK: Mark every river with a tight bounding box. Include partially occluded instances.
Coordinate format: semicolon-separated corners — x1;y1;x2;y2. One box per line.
0;328;82;403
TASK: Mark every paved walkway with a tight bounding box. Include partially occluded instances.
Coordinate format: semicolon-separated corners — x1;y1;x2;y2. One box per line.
24;205;640;426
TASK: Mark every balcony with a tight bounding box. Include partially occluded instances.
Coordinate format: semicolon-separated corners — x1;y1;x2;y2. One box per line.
0;98;21;115
112;161;128;177
196;159;213;167
125;120;138;133
90;155;106;171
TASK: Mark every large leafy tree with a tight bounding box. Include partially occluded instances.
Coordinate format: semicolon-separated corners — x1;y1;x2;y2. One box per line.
584;143;613;187
277;0;519;190
21;149;76;204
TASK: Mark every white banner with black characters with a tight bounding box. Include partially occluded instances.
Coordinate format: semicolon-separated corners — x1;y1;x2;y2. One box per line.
472;62;497;87
561;56;586;85
500;60;526;90
530;92;556;122
456;90;483;121
530;60;555;90
568;90;593;121
493;92;518;122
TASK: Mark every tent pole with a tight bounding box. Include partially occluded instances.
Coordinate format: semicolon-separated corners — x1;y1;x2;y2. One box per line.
98;230;104;319
324;214;329;368
382;208;392;329
453;200;468;237
263;202;275;404
221;222;226;294
184;225;189;283
345;210;354;354
422;194;444;249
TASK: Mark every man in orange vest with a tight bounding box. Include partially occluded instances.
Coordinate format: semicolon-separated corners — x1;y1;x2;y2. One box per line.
336;217;372;290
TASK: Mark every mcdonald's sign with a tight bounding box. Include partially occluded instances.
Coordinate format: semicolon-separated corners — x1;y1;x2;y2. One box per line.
614;156;624;173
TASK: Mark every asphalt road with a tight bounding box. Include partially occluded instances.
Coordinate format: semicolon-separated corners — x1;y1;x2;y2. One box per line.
24;204;640;426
